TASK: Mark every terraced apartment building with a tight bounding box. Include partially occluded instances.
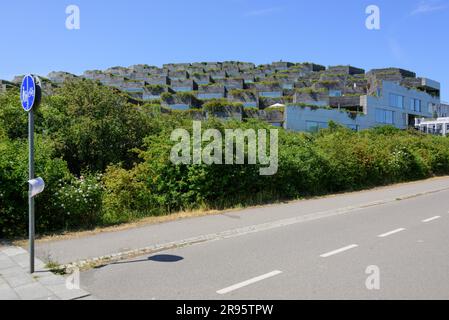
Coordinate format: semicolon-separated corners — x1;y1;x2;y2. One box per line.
2;61;444;134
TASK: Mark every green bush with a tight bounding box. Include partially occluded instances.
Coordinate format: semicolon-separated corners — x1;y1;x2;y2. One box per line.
98;118;449;225
0;135;72;238
52;174;103;229
101;165;158;224
0;89;28;140
41;79;154;174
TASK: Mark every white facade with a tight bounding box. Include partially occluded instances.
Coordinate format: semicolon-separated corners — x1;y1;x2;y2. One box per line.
415;117;449;136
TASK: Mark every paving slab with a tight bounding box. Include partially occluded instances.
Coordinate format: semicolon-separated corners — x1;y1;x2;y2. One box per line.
0;256;16;270
1;247;27;257
0;245;90;300
0;286;19;300
14;282;54;300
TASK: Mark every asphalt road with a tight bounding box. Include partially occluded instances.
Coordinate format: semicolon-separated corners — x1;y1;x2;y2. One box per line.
78;179;449;300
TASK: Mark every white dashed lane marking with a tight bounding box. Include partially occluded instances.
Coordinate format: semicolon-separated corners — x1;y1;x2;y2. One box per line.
422;216;441;223
320;244;359;258
217;271;283;295
378;228;406;238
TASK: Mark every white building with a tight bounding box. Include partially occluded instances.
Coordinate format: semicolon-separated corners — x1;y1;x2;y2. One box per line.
415;117;449;136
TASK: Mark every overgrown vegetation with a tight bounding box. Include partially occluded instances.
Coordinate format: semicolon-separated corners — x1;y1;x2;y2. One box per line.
202;99;243;113
1;80;449;238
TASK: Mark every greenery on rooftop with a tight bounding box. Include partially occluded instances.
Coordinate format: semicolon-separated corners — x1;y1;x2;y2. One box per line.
202;99;243;113
228;89;257;98
144;84;166;91
295;87;328;94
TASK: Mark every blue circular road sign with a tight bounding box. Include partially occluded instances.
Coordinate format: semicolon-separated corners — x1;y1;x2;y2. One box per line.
20;75;37;112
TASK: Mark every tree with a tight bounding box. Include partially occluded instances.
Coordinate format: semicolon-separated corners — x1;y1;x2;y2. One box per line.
0;89;28;140
42;79;154;174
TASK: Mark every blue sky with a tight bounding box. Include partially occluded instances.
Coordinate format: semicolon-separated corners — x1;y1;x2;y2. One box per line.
1;0;448;100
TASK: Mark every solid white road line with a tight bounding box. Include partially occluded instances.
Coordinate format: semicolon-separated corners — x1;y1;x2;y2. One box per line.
378;228;406;238
216;270;282;295
422;216;441;223
319;244;359;258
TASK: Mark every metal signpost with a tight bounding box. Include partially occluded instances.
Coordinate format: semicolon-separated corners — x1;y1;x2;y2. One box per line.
20;75;43;274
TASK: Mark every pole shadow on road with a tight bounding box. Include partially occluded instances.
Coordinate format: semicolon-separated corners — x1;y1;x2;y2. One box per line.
148;254;184;262
94;254;185;269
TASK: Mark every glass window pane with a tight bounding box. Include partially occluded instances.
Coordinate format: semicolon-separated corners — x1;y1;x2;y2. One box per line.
386;110;394;124
260;92;282;98
375;109;384;123
398;96;404;108
389;94;396;107
306;121;319;133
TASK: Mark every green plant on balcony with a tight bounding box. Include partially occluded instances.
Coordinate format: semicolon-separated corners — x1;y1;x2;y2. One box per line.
160;92;173;102
229;89;256;99
295;87;327;94
145;84;165;92
203;99;243;113
319;80;340;86
258;81;281;86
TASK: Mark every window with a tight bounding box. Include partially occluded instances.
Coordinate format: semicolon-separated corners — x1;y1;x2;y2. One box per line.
143;94;160;100
282;83;294;90
124;88;143;93
243;102;257;108
410;99;421;112
375;108;395;124
197;93;224;100
169;104;189;110
225;84;242;90
389;93;404;109
259;91;283;98
329;90;342;97
172;87;192;92
306;121;327;133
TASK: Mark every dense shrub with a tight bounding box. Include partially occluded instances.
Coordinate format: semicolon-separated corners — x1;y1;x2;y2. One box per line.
0;89;28;140
101;118;449;224
0;133;104;238
0;135;72;238
51;174;103;229
101;165;157;224
46;79;156;174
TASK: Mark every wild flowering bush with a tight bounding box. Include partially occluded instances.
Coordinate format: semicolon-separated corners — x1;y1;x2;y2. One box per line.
0;135;72;238
52;174;103;229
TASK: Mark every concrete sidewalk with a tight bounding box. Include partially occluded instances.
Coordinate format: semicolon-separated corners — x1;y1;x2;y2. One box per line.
35;176;449;267
0;245;90;300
